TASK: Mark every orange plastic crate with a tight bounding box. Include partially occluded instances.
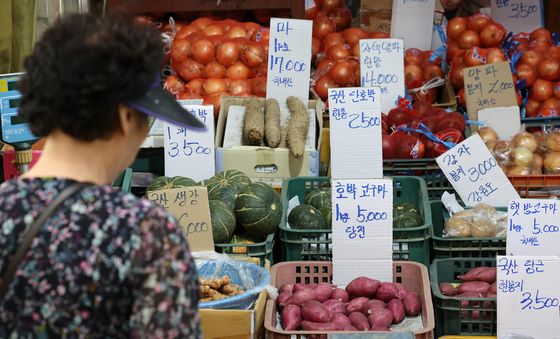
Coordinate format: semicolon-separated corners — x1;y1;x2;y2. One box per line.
264;261;435;338
508;174;560;198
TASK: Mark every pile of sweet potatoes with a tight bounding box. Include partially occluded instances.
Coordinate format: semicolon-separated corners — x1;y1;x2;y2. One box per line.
438;266;497;319
276;276;422;332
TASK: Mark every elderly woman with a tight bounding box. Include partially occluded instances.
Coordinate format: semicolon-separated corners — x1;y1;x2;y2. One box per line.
0;14;203;338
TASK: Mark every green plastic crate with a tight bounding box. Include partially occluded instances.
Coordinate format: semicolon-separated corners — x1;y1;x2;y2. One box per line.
214;233;274;267
430;201;506;259
279;176;432;266
112;168;133;192
430;258;497;337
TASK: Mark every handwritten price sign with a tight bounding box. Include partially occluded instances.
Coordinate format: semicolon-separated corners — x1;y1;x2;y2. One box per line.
163;105;215;181
331;178;393;285
436;134;519;207
328;87;383;179
390;0;436;50
491;0;543;34
497;255;560;338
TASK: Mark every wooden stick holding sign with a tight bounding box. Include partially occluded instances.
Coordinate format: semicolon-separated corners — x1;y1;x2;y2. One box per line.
147;187;214;252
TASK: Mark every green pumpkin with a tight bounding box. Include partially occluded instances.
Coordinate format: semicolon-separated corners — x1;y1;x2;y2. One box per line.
393;211;423;228
304;189;332;210
288;204;327;230
208;185;238;210
209;200;236;243
393;202;420;215
319;206;332;229
207;170;251;194
234;182;282;241
146;176;197;193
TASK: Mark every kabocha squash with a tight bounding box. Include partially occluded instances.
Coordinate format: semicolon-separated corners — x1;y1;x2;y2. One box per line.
304;189;331;210
288;204;326;230
319;206;332;228
393;202;420;215
209;200;236;243
146;176;197;193
208;185;238;210
235;182;282;240
393;202;423;228
206;170;251;193
229;233;256;254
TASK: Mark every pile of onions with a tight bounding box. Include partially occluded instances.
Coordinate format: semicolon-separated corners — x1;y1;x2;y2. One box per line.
312;27;389;100
404;48;444;104
510;28;560;118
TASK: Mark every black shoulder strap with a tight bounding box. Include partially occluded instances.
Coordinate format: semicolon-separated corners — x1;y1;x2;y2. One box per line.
0;182;89;301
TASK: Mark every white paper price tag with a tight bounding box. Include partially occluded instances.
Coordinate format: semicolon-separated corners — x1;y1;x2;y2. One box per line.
390;0;437;50
164;105;215;181
328;87;383;179
331;178;393;286
507;199;560;256
477;106;521;140
491;0;543;34
497;255;560;339
359;39;405;115
436;134;519;207
266;18;312;111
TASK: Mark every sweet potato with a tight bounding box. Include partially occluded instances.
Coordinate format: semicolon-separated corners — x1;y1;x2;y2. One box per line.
456;281;490;295
294;283;316;293
264;98;281;148
387;299;405;324
458;267;496;283
345;277;381;298
281;304;302;330
488;282;497;294
371;326;390;331
439;282;457;296
331;313;351;328
375;283;399;302
331;288;350;302
394;283;408;299
277;291;291;310
314;283;333;302
243;97;264;146
483;293;496;309
346;297;370;313
323;299;346;317
285;289;316;305
367;308;393;329
403;292;422;316
455;292;483;308
302;301;331;323
286;96;309;158
279;283;293;294
343;324;358;331
300;321;340;331
361;300;386;316
349;312;370;331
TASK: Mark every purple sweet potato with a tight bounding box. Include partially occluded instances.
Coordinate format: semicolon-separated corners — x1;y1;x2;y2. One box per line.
371;326;390;331
488;282;497;294
403;292;422;316
302;301;331;323
314;282;334;302
394;283;408;299
375;282;399;302
348;312;370;331
345;277;381;298
367;307;393;329
343;324;358;331
285;289;316;305
345;297;370;313
456;281;490;295
281;304;302;330
294;283;316;293
279;283;294;294
439;282;457;296
300;321;340;331
277;292;292;311
323;299;346;317
387;299;405;324
458;267;496;283
361;300;386;316
331;313;351;328
331;288;350;302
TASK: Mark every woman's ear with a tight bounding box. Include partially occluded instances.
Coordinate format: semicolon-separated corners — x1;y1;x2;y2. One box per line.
117;104;135;137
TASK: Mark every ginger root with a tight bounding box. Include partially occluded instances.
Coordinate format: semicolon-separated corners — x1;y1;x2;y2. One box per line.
243;98;264;146
265;98;281;148
199;275;244;301
286;96;309;158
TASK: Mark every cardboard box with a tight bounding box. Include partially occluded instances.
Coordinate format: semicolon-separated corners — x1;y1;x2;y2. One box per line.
200;289;267;339
215;97;324;188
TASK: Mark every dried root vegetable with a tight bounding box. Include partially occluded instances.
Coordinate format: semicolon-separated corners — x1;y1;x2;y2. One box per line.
243;97;264;146
265;98;281;148
286;96;309;158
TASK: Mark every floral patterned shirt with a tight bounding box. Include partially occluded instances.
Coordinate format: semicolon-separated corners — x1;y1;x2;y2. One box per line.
0;178;202;338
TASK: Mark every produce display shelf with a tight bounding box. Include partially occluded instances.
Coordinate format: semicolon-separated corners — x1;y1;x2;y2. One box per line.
264;261;435;338
279;176;432;266
429;201;506;259
507;174;560;198
383;159;453;200
105;0;305;18
214;233;275;267
430;258;497;337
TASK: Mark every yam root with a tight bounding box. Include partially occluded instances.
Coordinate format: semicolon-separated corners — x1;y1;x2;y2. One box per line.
243;97;264;145
286;96;309;158
265;98;281;148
